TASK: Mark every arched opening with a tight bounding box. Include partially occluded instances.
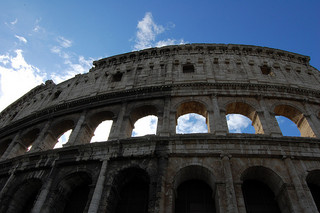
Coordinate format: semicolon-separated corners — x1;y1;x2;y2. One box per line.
108;167;150;213
175;179;215;213
18;128;41;154
275;116;300;137
1;178;42;213
173;165;217;213
0;139;11;157
54;129;72;149
89;111;114;142
241;166;290;213
274;105;315;137
242;179;281;213
306;170;320;211
50;172;92;213
132;115;158;137
48;120;74;149
176;101;209;134
130;105;158;137
226;102;263;134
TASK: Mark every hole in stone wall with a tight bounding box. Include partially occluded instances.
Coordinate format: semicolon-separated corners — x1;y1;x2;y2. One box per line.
176;113;208;134
54;129;72;149
260;65;272;75
112;72;123;82
90;120;113;142
53;90;62;100
183;64;195;73
132;115;158;137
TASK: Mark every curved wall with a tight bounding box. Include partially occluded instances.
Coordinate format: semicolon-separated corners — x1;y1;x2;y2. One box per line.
0;44;319;212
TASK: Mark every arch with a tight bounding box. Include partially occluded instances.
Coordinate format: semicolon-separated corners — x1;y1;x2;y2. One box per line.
49;171;92;213
241;166;290;213
45;119;75;149
88;111;114;142
129;105;159;137
0;138;11;157
274;104;315;137
21;128;41;149
176;101;209;133
226;102;263;134
173;165;217;213
0;178;42;213
306;170;320;211
107;167;150;213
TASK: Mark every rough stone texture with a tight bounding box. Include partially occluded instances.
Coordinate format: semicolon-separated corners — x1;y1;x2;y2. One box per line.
0;43;319;212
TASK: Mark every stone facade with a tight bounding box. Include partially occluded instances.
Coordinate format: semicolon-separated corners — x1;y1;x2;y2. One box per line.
0;43;319;212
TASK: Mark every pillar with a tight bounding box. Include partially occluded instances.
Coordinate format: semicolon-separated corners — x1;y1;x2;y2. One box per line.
88;159;108;213
108;102;127;140
1;131;21;159
30;120;52;152
259;98;282;136
210;95;228;135
221;154;239;213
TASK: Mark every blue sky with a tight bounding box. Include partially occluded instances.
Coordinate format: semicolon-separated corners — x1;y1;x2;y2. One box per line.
1;0;318;141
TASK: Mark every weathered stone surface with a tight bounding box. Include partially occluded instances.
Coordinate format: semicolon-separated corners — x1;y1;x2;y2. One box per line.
0;43;319;212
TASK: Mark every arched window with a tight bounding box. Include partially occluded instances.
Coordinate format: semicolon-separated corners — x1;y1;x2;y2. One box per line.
242;179;281;213
306;170;320;211
47;120;74;149
175;180;215;213
54;129;72;149
0;139;11;157
176;101;209;134
108;168;150;213
132;115;158;137
130;105;158;137
241;166;291;213
48;172;92;213
0;178;42;213
20;128;40;154
226;102;262;134
274;105;315;137
89;111;114;142
275;116;300;136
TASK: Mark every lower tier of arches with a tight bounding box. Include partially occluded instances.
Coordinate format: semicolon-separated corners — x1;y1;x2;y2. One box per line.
0;136;319;213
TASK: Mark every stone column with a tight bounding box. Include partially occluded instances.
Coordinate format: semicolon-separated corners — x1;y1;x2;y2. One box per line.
259;98;282;136
30;120;52;152
108;102;127;140
210;95;228;135
302;103;320;138
0;164;18;203
283;156;316;213
159;97;173;136
88;159;109;213
221;154;239;213
31;165;56;213
234;182;246;213
66;111;93;146
1;131;21;159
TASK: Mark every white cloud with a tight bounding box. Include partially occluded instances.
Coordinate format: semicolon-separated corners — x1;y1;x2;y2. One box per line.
0;50;46;111
15;35;27;44
57;36;72;48
176;113;208;134
50;46;61;54
132;115;158;137
91;120;113;142
133;12;185;50
11;18;18;25
227;114;252;133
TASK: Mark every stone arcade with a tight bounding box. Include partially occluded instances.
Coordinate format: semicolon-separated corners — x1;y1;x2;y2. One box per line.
0;43;319;213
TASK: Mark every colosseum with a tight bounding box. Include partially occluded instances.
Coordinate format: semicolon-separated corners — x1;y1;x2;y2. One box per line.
0;43;319;213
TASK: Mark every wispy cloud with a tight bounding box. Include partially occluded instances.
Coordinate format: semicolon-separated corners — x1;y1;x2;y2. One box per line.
176;113;208;134
0;50;46;111
132;115;158;137
57;36;72;48
11;18;18;25
133;12;185;50
15;35;27;44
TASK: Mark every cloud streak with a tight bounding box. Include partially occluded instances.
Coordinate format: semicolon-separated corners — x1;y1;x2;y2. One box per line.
15;35;27;43
133;12;185;50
